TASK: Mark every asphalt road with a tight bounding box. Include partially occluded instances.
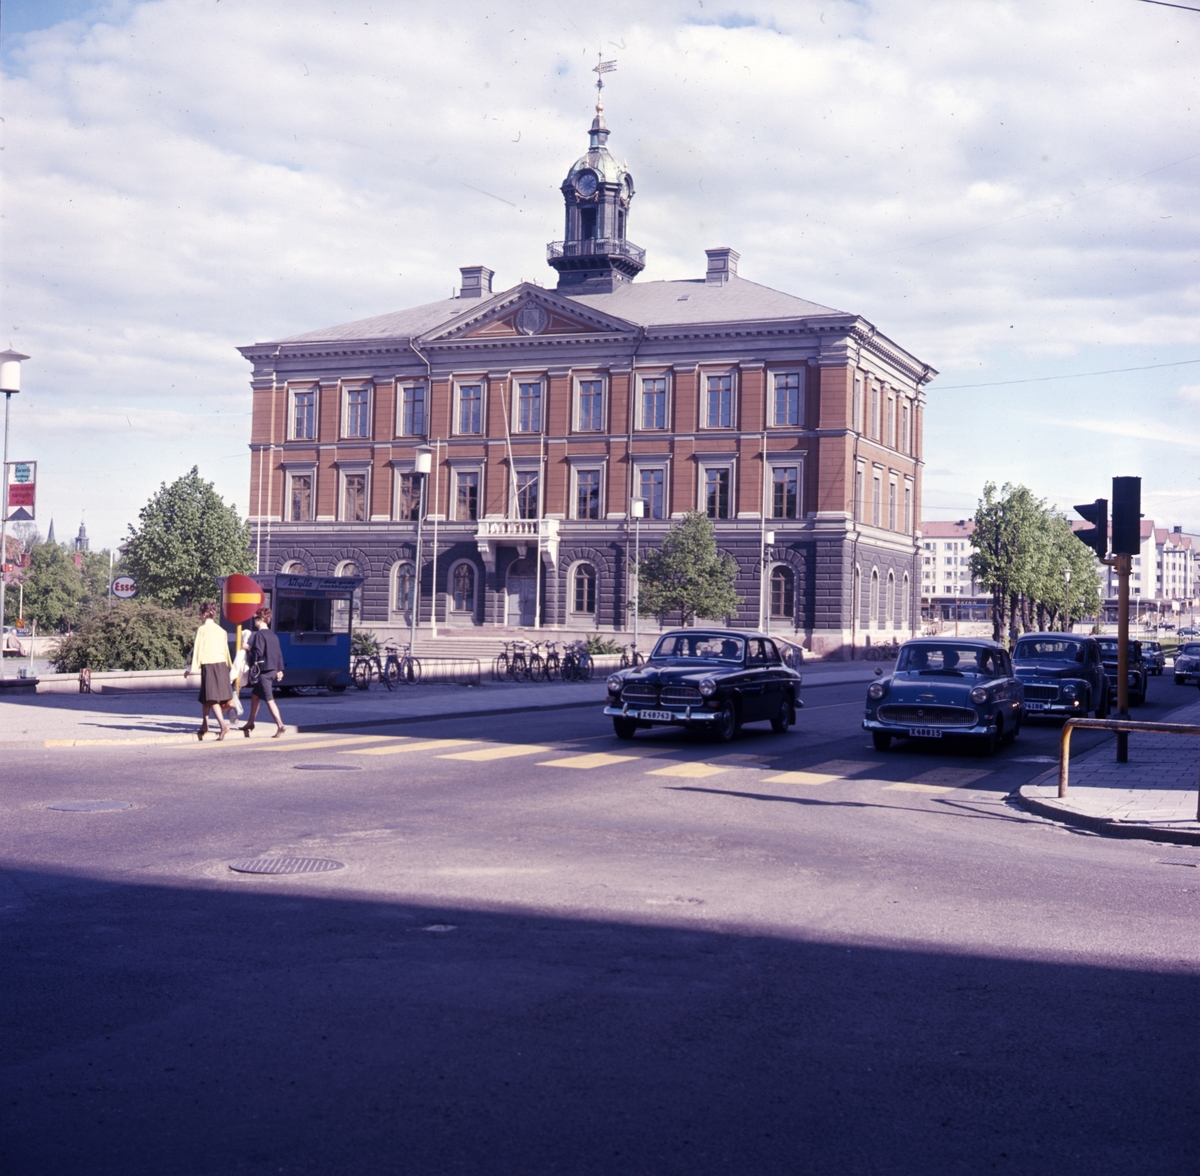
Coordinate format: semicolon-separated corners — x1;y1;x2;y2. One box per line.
2;673;1198;1174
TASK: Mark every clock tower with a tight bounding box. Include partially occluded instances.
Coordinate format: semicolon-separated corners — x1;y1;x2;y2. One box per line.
546;66;645;294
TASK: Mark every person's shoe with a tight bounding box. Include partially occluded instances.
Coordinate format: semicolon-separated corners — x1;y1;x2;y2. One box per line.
197;723;208;741
243;722;255;738
272;727;285;739
216;725;230;742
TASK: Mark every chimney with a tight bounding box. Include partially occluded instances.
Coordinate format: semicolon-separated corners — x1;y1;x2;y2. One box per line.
459;266;494;299
705;247;739;285
1174;525;1182;533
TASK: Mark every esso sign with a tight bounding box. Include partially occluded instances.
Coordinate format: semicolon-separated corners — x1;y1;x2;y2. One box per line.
112;576;138;599
222;574;265;624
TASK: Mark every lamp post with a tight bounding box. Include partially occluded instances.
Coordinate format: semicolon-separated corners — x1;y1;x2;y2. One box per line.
630;498;644;660
1063;566;1072;633
762;530;776;636
0;349;29;680
409;445;433;653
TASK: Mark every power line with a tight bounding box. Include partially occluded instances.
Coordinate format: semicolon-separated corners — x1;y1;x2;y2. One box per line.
936;358;1200;390
1137;0;1200;12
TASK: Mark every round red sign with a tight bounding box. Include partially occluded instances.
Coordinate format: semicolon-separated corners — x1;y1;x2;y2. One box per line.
222;574;265;624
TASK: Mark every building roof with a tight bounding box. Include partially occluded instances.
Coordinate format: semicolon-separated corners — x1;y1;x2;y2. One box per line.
920;520;975;538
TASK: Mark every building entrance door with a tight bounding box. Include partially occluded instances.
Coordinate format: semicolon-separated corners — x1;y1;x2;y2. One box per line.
506;557;538;626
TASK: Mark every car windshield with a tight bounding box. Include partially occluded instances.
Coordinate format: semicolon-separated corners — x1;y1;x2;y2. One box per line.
1181;644;1200;657
651;632;745;663
1013;639;1085;663
896;644;1000;676
1096;641;1138;658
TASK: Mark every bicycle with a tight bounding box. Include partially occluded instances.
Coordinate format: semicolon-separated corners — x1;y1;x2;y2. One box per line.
353;653;392;691
502;640;533;682
561;641;593;682
540;640;562;682
384;641;421;685
619;645;644;669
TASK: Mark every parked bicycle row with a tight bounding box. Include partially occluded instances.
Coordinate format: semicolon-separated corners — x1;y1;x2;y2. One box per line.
491;639;646;683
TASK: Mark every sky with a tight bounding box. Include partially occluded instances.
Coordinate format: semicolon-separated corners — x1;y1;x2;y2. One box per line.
1;0;1198;551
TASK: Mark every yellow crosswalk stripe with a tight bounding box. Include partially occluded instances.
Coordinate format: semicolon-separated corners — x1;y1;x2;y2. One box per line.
246;734;395;753
346;738;479;756
764;770;839;785
809;760;877;777
647;762;729;778
438;744;551;762
884;782;955;793
537;752;640;769
912;768;993;787
763;759;878;785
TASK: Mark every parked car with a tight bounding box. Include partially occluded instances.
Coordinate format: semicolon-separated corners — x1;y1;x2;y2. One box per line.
1141;640;1166;675
604;629;803;741
1173;641;1200;686
862;638;1024;755
1095;638;1148;706
1177;627;1200;638
1011;633;1109;718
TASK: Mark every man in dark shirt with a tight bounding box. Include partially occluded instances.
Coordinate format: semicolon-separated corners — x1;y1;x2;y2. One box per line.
244;607;286;738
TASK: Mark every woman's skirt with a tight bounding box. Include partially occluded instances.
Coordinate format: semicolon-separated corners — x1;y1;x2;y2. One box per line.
197;661;233;705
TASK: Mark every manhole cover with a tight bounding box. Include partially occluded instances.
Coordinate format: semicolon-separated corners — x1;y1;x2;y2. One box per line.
1012;756;1057;764
1158;857;1200;868
47;801;133;812
293;764;363;771
228;857;345;875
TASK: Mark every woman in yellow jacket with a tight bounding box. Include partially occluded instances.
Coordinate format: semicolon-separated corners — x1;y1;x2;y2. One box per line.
185;600;233;740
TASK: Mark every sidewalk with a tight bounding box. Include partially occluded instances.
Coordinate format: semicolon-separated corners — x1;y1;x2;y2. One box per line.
1019;698;1200;846
0;659;878;749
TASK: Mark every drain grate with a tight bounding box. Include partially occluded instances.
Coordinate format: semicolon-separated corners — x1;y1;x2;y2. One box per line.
47;801;133;812
229;857;345;875
293;764;363;771
1158;857;1200;868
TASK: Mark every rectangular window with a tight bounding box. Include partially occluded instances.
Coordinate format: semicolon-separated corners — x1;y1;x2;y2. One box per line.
396;473;420;521
458;384;482;434
577;380;604;431
641;377;667;429
345;388;370;438
342;473;367;522
705;375;733;428
455;472;479;521
886;397;895;449
855;466;864;522
773;372;802;427
888;481;897;531
400;385;425;436
771;466;799;519
872;474;881;527
515;470;539;519
292;390;316;440
575;469;601;520
901;402;911;454
289;474;312;522
705;468;730;519
904;484;912;534
516;381;542;433
870;384;880;439
639;468;665;519
852;375;863;434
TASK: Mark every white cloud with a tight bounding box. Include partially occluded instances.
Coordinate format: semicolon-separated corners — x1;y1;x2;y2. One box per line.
3;0;1200;544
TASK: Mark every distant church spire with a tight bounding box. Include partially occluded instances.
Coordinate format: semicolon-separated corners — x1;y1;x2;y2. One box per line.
46;518;55;545
546;58;644;294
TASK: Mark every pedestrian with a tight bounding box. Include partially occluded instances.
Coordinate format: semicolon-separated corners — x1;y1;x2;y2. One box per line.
243;606;286;738
184;600;233;741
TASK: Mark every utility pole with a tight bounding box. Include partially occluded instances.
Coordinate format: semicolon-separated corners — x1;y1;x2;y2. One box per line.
0;350;30;679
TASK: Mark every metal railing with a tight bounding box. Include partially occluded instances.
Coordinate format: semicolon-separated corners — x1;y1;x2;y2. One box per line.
1057;717;1200;819
546;238;646;265
410;657;481;687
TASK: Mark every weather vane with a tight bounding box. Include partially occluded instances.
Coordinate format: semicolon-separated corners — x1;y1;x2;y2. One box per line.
592;54;616;114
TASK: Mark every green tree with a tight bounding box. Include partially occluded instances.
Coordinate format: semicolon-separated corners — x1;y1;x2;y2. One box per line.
51;601;198;672
636;512;741;627
16;542;112;631
123;467;253;607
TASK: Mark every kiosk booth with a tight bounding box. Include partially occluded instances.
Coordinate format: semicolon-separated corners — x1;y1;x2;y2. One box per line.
217;573;363;692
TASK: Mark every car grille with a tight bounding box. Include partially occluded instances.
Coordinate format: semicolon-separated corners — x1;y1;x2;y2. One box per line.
1024;685;1060;701
661;686;702;704
620;684;658;703
877;704;977;727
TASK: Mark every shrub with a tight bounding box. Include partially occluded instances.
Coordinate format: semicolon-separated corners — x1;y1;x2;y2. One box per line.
52;602;199;672
352;629;379;657
584;633;623;655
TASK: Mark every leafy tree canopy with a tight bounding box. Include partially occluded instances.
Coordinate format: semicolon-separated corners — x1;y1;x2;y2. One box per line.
52;601;198;672
637;512;741;627
7;541;111;631
122;467;253;607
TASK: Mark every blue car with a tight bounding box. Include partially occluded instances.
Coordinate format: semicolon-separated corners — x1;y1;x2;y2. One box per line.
862;638;1024;755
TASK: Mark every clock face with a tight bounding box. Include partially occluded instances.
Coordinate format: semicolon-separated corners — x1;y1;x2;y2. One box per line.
623;174;635;197
574;170;598;197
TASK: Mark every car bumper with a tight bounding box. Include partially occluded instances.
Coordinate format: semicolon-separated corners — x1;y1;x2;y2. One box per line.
604;703;719;725
1174;669;1200;683
862;716;995;739
1021;699;1088;717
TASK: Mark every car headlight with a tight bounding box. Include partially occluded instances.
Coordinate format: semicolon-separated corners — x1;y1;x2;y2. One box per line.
699;678;716;697
867;681;886;700
1062;685;1077;699
970;686;989;704
607;675;624;694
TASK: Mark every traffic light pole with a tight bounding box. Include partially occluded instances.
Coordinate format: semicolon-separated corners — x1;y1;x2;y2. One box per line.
1114;553;1130;763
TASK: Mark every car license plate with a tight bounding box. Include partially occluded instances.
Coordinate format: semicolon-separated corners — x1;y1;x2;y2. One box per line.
635;710;675;722
1025;702;1047;711
908;727;943;739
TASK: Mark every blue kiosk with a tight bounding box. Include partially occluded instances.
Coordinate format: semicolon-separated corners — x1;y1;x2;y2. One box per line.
217;572;363;693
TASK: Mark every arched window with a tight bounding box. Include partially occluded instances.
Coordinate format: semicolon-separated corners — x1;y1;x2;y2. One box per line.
281;559;306;574
902;573;911;629
884;571;894;627
451;562;476;613
869;569;880;628
572;563;597;615
393;562;415;615
770;565;794;619
335;560;361;625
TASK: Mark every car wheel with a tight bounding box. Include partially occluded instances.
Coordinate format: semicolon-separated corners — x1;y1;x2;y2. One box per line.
1175;676;1185;686
1131;689;1146;707
769;695;793;734
872;731;892;752
612;717;639;740
1007;711;1021;742
979;719;1001;756
711;702;737;743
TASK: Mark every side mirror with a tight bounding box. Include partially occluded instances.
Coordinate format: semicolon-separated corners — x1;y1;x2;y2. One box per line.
874;667;883;677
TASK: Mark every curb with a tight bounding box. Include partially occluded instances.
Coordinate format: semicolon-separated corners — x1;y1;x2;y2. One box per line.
1015;779;1200;847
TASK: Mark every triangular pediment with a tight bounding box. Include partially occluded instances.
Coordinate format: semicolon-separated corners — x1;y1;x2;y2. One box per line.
420;284;638;345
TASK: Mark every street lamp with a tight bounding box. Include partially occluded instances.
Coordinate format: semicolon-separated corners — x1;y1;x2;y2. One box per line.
0;349;29;680
409;445;433;654
1063;566;1072;633
630;498;644;661
762;530;776;636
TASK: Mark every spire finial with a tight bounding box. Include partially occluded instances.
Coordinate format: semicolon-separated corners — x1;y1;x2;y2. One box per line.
592;54;616;116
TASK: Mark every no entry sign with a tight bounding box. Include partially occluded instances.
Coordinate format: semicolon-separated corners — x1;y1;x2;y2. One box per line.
222;574;264;624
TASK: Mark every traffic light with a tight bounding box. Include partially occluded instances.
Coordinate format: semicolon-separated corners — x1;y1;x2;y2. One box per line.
1073;498;1108;559
1111;476;1142;556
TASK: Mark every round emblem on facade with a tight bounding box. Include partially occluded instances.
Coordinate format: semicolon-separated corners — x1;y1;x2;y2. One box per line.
516;305;548;335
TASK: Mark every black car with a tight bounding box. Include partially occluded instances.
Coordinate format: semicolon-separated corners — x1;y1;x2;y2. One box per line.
1012;633;1110;719
1141;641;1166;675
604;629;803;742
1095;638;1148;707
